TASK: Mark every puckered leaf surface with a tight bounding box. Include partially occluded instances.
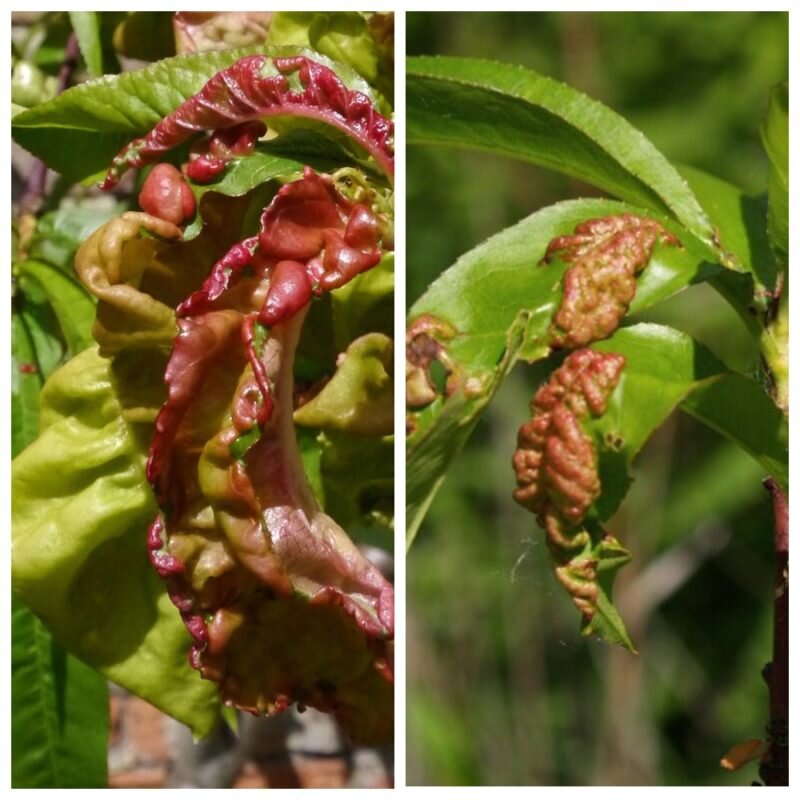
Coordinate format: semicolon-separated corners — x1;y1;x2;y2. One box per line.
12;347;223;737
12;46;379;183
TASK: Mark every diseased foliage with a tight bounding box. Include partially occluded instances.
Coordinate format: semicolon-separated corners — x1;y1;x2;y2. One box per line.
12;14;395;755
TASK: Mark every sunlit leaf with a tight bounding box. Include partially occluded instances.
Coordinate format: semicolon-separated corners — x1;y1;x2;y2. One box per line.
407;56;715;248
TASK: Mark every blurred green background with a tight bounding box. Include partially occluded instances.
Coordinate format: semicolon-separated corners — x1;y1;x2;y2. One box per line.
406;11;787;786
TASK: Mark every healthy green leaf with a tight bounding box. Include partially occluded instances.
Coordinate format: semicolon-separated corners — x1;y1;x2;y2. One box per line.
29;203;126;272
680;371;788;489
407;199;719;544
762;82;788;188
678;164;776;303
761;82;788;269
17;259;96;356
588;324;787;515
13;45;375;183
407;56;715;248
18;300;64;381
315;430;394;542
68;12;104;78
11;348;222;738
331;251;394;350
12;598;108;788
11;313;44;457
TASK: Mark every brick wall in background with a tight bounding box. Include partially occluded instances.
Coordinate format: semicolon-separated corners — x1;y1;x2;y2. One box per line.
108;685;393;789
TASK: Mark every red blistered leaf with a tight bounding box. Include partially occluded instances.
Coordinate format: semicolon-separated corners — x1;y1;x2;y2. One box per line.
144;167;393;742
101;55;394;190
542;214;681;348
139;163;196;225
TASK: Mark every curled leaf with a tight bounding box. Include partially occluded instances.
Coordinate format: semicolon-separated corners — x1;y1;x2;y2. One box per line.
145;167;394;743
102;55;394;189
294;332;393;436
73;211;182;357
513;349;626;629
15;163;394;742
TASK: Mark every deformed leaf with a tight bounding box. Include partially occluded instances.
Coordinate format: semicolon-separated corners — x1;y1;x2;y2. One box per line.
142;170;394;743
11;348;223;737
100;54;394;189
270;11;393;106
294;332;393;436
510;324;786;646
407;199;719;545
12;45;378;183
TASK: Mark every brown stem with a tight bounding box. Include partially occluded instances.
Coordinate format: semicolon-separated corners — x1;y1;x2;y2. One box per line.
759;477;788;786
17;33;80;217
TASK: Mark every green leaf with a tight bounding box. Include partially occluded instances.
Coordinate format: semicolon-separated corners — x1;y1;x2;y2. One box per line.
331;251;394;349
183;150;303;240
17;259;96;356
13;45;377;183
678;164;776;302
580;532;635;651
762;82;788;188
29;202;125;272
12;598;108;788
18;299;64;380
761;82;788;269
407;199;719;545
68;12;104;78
271;12;376;81
11;313;44;458
587;325;787;516
12;313;109;789
680;372;788;490
407;56;714;247
319;431;394;541
12;348;222;738
294;332;393;436
270;11;392;107
180;134;371;241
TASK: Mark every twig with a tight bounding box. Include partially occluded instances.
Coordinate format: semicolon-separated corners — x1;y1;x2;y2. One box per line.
17;33;80;217
759;477;788;786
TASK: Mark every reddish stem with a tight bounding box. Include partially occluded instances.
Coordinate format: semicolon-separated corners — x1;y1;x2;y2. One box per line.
759;477;788;786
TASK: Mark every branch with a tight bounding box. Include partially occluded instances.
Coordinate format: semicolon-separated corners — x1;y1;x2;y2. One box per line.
759;477;788;786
